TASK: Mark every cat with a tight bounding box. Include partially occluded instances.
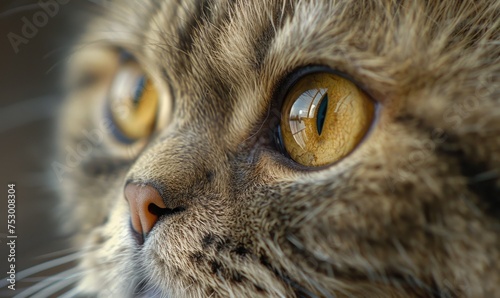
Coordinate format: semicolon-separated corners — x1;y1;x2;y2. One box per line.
54;0;499;297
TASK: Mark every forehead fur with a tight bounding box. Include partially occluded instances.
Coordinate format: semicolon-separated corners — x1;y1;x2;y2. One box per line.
96;0;499;142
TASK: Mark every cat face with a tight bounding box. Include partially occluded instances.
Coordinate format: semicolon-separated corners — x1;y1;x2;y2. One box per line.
58;0;499;296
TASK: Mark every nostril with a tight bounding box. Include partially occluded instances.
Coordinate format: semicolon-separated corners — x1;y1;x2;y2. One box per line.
124;183;167;241
148;204;186;217
148;203;168;217
125;182;186;245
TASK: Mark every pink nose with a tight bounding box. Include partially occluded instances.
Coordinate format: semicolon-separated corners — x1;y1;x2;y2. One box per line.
124;183;166;237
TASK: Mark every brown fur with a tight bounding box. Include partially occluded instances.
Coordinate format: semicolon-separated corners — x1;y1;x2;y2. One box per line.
57;0;500;296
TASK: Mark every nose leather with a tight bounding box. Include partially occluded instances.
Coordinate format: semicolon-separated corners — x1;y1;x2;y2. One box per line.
124;183;166;237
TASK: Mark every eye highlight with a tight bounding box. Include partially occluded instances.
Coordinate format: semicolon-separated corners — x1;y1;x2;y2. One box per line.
278;71;375;167
107;57;159;143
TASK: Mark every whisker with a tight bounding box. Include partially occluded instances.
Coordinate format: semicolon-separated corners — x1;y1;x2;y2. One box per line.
42;45;76;60
34;246;84;261
0;251;84;288
0;95;59;134
17;276;52;283
30;273;80;298
13;267;80;298
58;287;81;298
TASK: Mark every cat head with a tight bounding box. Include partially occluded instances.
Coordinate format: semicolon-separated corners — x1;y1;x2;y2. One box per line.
57;0;499;296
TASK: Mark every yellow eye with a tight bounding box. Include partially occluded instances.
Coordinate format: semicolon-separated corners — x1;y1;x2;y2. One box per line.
108;62;158;142
279;72;375;167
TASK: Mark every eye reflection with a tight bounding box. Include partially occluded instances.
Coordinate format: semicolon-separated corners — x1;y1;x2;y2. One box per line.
288;88;327;149
279;72;375;167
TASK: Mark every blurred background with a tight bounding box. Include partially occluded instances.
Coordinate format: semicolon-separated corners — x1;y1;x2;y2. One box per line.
0;1;100;296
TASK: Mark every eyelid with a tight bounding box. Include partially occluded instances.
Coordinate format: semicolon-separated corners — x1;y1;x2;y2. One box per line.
274;65;376;108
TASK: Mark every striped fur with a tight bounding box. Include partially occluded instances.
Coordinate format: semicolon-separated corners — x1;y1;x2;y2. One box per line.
58;0;500;296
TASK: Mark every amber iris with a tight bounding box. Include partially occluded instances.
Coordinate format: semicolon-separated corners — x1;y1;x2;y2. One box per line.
280;72;374;167
108;63;158;141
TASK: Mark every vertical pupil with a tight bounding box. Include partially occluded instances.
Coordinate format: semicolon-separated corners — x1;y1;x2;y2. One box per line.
132;76;146;106
316;94;328;135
